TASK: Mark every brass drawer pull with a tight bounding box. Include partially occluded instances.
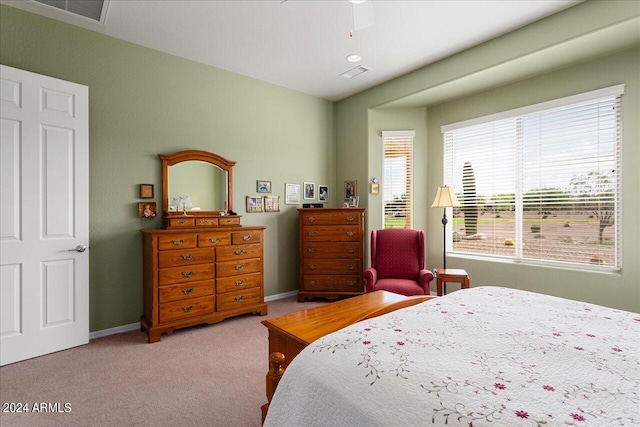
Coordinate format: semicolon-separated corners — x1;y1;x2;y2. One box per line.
171;239;184;246
234;264;244;270
346;231;354;237
181;287;194;295
178;220;187;225
308;216;316;222
309;280;317;286
223;219;233;224
235;295;245;302
307;247;317;253
181;271;194;277
346;264;356;270
202;219;211;224
346;216;355;221
308;264;317;270
209;237;220;243
242;235;252;241
182;305;194;312
346;248;355;253
235;280;244;286
347;281;356;286
308;231;316;237
234;249;244;255
181;254;193;260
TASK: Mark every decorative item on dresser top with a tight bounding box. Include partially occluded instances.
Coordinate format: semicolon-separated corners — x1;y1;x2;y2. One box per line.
297;208;365;302
140;150;267;343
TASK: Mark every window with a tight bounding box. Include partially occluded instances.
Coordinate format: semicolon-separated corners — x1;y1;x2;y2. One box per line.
442;86;623;270
382;130;414;228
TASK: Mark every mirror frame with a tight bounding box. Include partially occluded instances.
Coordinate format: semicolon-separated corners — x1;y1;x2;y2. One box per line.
159;150;235;216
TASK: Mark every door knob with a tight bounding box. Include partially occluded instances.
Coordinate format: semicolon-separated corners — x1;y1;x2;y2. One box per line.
70;245;87;253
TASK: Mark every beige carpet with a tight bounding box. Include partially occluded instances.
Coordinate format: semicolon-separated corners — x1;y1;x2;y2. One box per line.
0;296;326;427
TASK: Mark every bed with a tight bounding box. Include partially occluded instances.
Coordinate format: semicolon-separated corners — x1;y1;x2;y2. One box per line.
263;287;639;426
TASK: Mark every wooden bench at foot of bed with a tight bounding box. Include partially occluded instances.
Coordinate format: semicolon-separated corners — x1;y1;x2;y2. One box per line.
260;291;436;423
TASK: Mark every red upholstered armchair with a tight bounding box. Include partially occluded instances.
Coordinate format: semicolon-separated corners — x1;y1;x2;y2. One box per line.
363;229;434;296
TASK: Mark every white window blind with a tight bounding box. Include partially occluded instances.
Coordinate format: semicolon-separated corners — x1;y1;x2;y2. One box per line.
442;86;623;270
382;131;414;229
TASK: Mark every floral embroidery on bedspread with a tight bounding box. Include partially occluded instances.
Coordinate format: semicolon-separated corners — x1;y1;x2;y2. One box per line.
310;287;640;426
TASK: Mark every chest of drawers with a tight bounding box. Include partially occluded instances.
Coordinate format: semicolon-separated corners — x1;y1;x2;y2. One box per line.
297;208;365;302
141;226;267;342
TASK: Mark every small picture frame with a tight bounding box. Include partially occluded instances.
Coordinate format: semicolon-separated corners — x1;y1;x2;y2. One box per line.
318;185;328;202
264;196;280;212
370;182;380;195
348;196;360;207
344;180;357;200
246;196;263;213
140;184;154;199
285;183;300;205
138;202;157;218
303;182;315;200
256;180;271;193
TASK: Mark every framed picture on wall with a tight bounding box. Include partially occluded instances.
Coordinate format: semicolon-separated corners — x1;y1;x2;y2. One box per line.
257;180;271;193
303;182;315;200
318;185;328;202
285;183;300;205
344;180;357;200
264;196;280;212
140;184;154;199
246;196;263;213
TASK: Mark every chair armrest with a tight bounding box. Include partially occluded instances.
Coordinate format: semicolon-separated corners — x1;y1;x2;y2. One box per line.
418;269;435;294
363;268;377;293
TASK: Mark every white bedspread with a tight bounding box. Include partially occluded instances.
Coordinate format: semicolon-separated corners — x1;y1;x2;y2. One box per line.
264;287;640;426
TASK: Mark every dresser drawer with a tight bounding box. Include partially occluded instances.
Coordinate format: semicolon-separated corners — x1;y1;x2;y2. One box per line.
216;258;261;277
300;210;362;225
216;273;261;294
159;296;215;323
302;226;361;242
198;231;231;247
165;217;196;228
302;242;362;259
196;217;218;227
219;216;241;226
217;286;261;312
158;247;214;268
216;244;261;262
302;275;363;292
231;230;261;245
158;234;197;251
158;280;214;303
159;263;214;285
302;259;361;275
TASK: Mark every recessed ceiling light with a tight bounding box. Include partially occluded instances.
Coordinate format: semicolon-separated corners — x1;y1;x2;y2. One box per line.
347;54;362;63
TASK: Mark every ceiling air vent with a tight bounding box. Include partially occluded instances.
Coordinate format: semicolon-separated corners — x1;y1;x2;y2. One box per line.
30;0;108;22
339;65;370;79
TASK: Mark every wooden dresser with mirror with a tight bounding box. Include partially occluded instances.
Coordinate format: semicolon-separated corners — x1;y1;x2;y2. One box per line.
141;150;267;343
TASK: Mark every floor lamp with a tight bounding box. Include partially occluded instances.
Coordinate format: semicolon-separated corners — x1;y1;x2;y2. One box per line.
431;185;460;270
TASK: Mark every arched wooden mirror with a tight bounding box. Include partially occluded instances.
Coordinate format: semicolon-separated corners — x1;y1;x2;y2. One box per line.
159;150;240;229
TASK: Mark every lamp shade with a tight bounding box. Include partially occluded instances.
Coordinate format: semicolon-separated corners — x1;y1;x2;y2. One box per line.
431;186;460;208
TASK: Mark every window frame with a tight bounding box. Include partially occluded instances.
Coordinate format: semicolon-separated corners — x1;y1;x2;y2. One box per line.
382;130;415;229
441;85;624;272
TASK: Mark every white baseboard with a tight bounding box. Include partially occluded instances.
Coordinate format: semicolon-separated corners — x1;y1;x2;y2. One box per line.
89;291;299;340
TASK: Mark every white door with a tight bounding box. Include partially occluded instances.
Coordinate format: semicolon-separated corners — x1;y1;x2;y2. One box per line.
1;65;89;366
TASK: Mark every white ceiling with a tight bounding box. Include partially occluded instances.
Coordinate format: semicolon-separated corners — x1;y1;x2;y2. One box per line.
3;0;582;101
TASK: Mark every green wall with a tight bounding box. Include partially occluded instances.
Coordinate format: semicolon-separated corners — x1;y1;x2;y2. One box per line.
337;0;640;312
1;1;639;334
1;5;335;331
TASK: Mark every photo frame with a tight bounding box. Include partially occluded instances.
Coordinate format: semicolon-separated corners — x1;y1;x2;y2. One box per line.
140;184;154;199
318;185;328;202
256;180;271;193
138;202;157;218
348;196;360;207
344;180;357;200
246;196;263;213
264;196;280;212
303;182;315;200
285;183;300;205
370;182;380;195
